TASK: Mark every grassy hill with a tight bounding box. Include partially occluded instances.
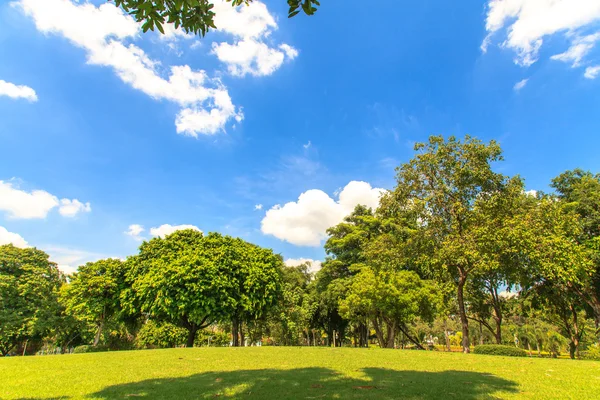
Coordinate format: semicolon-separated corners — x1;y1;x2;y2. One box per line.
1;347;598;399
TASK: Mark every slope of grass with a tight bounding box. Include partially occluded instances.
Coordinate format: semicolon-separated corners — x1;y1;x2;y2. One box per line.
1;347;599;399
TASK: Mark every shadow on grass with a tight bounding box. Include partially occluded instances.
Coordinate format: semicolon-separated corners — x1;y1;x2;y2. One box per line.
84;367;518;399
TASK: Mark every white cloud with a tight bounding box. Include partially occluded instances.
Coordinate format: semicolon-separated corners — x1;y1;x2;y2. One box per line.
125;224;145;241
261;181;385;246
0;79;38;101
44;245;112;274
303;140;312;149
285;258;322;273
211;0;298;77
513;78;528;91
0;226;29;248
149;224;202;238
482;0;600;69
17;0;242;137
0;180;59;219
58;198;91;217
254;204;263;210
585;65;600;79
0;180;91;219
551;32;600;67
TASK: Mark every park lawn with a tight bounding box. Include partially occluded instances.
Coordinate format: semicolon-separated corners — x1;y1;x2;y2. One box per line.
1;347;598;399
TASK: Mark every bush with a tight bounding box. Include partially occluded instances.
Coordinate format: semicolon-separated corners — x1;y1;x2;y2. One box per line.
195;330;230;347
581;345;600;361
135;321;188;349
73;345;109;354
473;345;528;357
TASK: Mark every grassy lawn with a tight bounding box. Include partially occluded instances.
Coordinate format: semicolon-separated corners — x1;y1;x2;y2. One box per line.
1;347;599;399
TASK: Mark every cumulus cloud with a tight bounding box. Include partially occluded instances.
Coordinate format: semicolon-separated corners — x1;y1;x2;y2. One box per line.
0;79;38;101
16;0;243;137
211;0;298;77
58;199;91;217
585;65;600;79
149;224;202;238
0;226;29;248
125;224;145;241
513;78;528;91
482;0;600;74
0;180;90;219
254;204;263;210
285;258;322;273
261;181;385;246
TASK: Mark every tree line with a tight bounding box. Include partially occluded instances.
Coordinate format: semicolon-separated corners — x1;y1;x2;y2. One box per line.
1;135;599;359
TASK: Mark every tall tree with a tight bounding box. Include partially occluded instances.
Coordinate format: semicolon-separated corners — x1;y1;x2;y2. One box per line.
383;135;512;353
551;169;600;338
0;245;64;356
317;205;384;347
61;258;127;346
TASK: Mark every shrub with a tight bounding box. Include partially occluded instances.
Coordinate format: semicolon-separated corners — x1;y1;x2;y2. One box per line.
581;345;600;361
73;345;109;354
195;330;230;347
473;345;528;357
135;321;188;349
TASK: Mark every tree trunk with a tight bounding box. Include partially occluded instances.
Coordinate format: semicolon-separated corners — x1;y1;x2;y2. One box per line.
359;322;368;348
93;317;105;347
570;304;580;359
232;318;239;347
479;322;484;345
457;275;470;353
385;321;396;349
398;323;426;350
494;318;502;344
186;325;198;348
490;286;503;344
239;322;245;347
372;318;386;349
22;340;28;356
443;319;451;352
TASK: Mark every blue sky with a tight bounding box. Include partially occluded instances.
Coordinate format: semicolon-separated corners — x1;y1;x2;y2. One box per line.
1;0;599;272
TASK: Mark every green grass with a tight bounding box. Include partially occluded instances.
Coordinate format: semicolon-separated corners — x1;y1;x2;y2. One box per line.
1;347;599;399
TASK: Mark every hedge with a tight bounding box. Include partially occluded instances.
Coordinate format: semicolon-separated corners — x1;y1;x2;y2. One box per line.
473;344;528;357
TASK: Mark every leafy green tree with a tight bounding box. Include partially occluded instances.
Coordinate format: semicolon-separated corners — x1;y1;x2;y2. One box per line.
268;262;312;346
551;169;600;338
114;0;319;36
340;268;437;349
320;205;388;347
382;135;513;353
61;258;127;346
125;230;282;347
0;245;64;356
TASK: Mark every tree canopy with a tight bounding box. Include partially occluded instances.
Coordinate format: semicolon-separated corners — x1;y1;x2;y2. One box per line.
114;0;320;36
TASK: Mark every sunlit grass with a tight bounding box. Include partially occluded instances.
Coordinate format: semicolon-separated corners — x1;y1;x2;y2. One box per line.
1;347;598;399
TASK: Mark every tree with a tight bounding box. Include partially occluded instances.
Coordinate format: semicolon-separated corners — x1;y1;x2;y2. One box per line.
0;245;64;356
113;0;319;37
340;268;437;349
61;258;127;347
382;135;512;353
124;229;282;347
268;262;312;346
321;205;387;347
551;169;600;339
